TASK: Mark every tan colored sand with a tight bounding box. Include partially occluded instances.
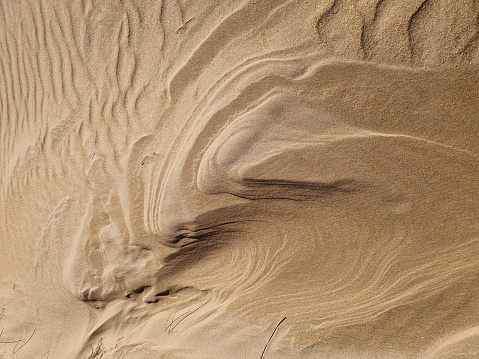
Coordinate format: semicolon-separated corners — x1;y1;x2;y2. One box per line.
1;1;478;358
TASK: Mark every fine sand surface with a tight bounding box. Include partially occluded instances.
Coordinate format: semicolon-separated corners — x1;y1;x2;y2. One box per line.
1;1;478;358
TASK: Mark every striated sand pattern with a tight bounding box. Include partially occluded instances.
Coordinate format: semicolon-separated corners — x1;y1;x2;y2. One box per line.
0;1;478;358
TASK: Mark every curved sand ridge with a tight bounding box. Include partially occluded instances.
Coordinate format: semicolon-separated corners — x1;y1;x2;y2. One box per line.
1;1;478;358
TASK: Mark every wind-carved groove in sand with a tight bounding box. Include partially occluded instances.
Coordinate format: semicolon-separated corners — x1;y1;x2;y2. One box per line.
0;3;475;359
184;62;478;349
7;2;475;355
26;49;478;359
166;0;296;100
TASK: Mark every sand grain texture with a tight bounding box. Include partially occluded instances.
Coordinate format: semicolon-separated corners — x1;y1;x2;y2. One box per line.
0;1;478;358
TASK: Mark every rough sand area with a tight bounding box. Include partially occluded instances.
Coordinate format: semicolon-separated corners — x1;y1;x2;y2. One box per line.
1;1;478;358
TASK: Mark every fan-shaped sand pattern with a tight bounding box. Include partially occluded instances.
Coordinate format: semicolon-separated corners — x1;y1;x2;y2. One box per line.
1;1;478;358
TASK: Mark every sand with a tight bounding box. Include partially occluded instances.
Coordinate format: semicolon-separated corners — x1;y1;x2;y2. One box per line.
1;1;478;358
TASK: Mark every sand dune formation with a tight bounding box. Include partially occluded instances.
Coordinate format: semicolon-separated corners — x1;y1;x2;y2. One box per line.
1;0;478;358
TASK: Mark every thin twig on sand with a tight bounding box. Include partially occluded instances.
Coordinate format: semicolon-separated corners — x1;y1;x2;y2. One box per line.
261;317;286;359
0;328;36;354
86;339;106;359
